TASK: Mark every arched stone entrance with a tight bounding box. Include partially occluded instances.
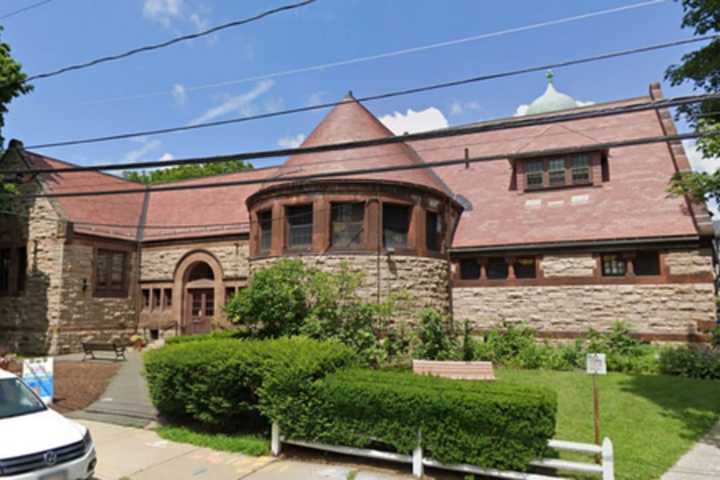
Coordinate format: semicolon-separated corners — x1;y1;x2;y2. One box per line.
174;251;225;335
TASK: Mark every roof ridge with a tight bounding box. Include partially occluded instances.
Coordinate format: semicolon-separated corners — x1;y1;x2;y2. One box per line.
25;150;145;186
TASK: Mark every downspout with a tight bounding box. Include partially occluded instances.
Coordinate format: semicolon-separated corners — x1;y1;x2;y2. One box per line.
135;186;150;335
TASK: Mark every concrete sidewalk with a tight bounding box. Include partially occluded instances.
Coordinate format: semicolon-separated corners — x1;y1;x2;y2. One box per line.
82;420;412;480
662;420;720;480
68;351;157;428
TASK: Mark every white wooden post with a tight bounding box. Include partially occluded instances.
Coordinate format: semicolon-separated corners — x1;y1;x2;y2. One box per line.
601;437;614;480
412;429;423;478
271;422;281;456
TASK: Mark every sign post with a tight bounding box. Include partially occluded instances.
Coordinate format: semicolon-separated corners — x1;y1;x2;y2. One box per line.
22;357;54;405
586;353;606;459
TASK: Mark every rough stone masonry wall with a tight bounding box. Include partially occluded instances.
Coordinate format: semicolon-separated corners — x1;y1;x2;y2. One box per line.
55;243;138;353
453;249;716;338
141;239;250;281
0;196;66;354
250;255;451;318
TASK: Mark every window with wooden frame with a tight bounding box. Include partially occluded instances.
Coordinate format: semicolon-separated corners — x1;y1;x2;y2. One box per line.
523;153;595;190
152;288;161;310
331;202;364;248
286;205;313;250
513;257;537;279
486;257;509;280
142;289;150;310
0;248;10;293
383;203;411;249
95;249;128;296
425;210;443;252
459;259;481;280
634;251;660;276
601;254;626;277
163;288;172;308
258;209;273;254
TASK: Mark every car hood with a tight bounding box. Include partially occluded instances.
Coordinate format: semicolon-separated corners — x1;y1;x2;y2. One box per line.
0;409;85;459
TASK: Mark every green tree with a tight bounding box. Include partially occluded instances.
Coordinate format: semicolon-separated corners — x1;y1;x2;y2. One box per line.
123;160;253;185
0;26;32;211
666;1;720;204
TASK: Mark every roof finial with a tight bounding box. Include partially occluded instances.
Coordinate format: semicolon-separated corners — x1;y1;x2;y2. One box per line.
546;69;555;85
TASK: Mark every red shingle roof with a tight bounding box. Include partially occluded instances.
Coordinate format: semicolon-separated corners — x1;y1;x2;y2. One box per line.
275;93;452;195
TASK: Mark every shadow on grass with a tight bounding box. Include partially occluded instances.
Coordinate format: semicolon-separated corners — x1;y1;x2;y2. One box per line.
620;373;720;446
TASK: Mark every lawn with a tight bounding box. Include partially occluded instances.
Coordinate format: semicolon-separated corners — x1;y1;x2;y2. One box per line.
155;425;269;456
498;368;720;480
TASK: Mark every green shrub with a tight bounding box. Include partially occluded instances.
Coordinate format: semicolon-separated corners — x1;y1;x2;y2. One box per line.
165;329;252;345
144;337;356;429
659;345;720;379
415;308;457;360
270;368;557;471
225;259;311;337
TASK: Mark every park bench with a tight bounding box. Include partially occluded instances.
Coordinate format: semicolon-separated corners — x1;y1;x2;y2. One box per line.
81;341;127;361
412;359;495;380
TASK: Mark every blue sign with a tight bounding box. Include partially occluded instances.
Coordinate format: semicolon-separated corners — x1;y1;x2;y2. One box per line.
23;358;54;404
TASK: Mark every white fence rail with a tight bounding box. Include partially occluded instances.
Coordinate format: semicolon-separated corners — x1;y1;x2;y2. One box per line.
271;423;614;480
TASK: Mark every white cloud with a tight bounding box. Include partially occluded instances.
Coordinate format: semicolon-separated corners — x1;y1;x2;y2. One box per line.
277;134;306;149
159;152;175;162
122;138;162;164
143;0;210;33
379;107;449;135
189;80;274;125
172;83;187;106
307;91;327;107
449;100;482;116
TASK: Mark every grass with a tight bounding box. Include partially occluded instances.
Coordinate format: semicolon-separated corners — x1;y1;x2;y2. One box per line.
155;425;269;456
498;368;720;480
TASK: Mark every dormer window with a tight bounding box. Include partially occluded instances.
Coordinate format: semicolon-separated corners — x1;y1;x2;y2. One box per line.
522;152;597;191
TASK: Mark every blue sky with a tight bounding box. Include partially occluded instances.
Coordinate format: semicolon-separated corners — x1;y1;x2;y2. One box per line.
0;0;713;172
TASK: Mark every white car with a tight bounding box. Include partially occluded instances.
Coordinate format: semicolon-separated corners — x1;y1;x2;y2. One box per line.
0;369;96;480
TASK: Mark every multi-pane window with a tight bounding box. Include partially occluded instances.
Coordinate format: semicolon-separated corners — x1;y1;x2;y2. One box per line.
0;248;9;293
572;155;591;184
525;160;544;189
635;251;660;276
286;205;313;249
602;254;626;277
514;257;537;279
426;211;442;252
164;288;172;308
258;210;272;254
95;249;128;296
459;260;481;280
486;257;509;280
331;202;364;248
142;289;150;310
548;159;566;186
383;204;410;249
153;288;162;309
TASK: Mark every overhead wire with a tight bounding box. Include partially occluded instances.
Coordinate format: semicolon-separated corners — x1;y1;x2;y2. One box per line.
78;0;670;106
0;0;54;20
10;91;720;175
24;0;316;82
23;35;719;150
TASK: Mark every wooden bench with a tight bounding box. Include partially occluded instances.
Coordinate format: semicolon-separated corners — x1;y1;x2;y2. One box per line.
412;360;495;380
81;341;127;361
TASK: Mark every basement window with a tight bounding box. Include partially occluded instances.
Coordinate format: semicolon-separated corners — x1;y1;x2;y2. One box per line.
331;202;364;249
95;249;128;297
383;203;410;249
286;205;313;250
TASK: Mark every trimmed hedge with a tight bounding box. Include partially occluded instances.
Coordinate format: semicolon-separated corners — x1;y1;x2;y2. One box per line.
164;329;252;346
268;368;557;471
144;337;356;429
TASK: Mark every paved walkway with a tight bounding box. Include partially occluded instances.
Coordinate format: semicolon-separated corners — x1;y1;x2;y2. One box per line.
82;420;412;480
67;351;158;428
662;420;720;480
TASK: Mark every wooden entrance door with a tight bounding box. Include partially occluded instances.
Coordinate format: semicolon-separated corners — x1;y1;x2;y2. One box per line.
187;288;214;335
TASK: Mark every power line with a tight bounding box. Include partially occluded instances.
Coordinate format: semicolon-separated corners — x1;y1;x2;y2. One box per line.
24;0;316;82
79;0;670;106
24;35;719;150
12;92;720;176
19;129;720;199
0;0;54;20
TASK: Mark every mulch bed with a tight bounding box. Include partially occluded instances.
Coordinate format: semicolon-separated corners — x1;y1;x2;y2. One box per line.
3;360;120;414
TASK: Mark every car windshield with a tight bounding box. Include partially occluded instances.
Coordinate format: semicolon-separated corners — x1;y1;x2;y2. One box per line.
0;378;46;419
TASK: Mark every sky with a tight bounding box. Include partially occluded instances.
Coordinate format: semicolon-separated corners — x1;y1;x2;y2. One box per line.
0;0;717;175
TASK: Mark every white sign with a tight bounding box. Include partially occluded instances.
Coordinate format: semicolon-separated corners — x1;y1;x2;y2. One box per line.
586;353;607;375
22;357;54;404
